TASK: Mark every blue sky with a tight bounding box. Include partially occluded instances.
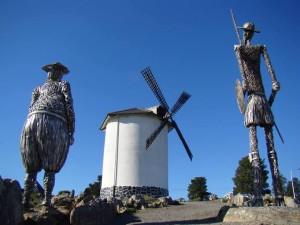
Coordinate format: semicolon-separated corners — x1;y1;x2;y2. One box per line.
1;0;299;199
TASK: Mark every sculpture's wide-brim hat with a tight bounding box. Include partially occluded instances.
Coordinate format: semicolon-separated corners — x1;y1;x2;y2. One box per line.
238;22;260;33
42;62;70;75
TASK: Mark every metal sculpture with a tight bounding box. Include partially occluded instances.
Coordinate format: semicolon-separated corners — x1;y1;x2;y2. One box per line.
231;10;284;206
141;67;193;161
20;62;75;207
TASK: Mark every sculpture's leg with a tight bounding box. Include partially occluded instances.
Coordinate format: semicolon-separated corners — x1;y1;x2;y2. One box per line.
42;171;55;206
249;125;263;206
22;172;37;208
264;125;285;206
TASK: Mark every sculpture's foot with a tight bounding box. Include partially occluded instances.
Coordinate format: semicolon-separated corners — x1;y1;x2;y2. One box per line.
248;197;263;207
275;197;285;206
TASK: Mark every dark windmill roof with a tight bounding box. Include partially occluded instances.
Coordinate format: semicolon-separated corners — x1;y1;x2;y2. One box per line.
100;106;169;130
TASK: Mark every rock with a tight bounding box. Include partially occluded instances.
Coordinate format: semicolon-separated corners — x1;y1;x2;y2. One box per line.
0;178;22;225
51;193;75;211
210;194;218;200
57;190;75;198
23;206;70;225
126;194;146;209
158;196;173;206
23;192;75;225
172;200;180;205
232;193;250;206
70;200;115;225
263;194;274;206
221;206;300;225
284;196;300;208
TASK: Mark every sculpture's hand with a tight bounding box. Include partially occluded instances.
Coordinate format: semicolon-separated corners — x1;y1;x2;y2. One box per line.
69;133;74;145
242;80;247;95
272;81;280;92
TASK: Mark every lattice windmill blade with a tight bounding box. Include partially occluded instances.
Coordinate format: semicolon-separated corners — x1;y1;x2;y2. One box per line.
141;67;169;111
170;91;191;116
146;119;169;149
171;120;193;161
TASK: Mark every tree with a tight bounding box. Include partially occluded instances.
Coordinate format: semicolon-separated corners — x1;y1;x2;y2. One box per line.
84;175;102;197
188;177;210;201
285;177;300;201
232;156;270;195
279;173;288;195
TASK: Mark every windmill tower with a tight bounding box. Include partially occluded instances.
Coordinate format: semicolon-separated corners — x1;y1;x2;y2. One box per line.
99;67;192;199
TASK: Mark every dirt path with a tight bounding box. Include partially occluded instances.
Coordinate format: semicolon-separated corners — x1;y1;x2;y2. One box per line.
109;201;242;225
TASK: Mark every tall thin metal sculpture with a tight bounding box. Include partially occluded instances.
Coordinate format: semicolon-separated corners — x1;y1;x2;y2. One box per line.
231;11;284;206
20;62;75;207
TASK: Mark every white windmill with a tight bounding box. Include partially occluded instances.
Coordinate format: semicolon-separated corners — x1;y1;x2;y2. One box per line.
100;67;192;199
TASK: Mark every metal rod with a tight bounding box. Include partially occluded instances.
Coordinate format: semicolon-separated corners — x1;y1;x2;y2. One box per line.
113;117;120;198
291;168;300;202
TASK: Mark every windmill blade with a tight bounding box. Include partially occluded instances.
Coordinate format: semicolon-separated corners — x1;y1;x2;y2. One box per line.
141;67;169;111
172;120;193;161
146;119;169;149
170;91;191;115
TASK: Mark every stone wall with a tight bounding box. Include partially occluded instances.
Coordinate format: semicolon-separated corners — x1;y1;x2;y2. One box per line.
100;186;169;199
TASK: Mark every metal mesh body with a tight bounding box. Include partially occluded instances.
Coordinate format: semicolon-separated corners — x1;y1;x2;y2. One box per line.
235;45;265;94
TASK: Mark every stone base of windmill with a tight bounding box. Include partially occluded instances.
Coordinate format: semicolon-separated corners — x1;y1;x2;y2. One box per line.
218;205;300;225
100;186;169;199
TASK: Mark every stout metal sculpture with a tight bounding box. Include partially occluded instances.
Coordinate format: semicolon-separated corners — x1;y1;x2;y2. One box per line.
231;11;284;206
20;62;75;207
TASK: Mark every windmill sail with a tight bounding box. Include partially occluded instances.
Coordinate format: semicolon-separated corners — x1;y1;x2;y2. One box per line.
172;120;193;161
146;119;169;149
170;91;191;115
141;67;193;161
141;67;169;111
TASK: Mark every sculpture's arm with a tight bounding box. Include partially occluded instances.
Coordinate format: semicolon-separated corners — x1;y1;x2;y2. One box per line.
262;45;280;92
29;87;40;110
234;45;247;94
61;81;75;135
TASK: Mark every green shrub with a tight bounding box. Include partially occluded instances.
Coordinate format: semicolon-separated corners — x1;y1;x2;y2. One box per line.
143;195;156;204
220;198;229;203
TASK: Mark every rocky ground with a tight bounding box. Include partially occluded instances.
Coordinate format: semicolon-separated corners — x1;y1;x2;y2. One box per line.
1;177;298;225
109;201;247;225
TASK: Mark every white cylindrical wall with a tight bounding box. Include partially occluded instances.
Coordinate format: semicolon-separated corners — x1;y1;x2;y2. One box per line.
101;114;168;190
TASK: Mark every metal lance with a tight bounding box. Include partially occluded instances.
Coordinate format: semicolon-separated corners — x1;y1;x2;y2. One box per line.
231;9;247;114
269;90;285;143
230;9;243;45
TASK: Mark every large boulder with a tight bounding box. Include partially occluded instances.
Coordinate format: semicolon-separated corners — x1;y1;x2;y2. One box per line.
0;177;22;225
70;194;115;225
220;206;300;225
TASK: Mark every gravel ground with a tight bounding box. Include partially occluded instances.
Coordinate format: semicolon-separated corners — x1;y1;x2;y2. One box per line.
108;201;248;225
